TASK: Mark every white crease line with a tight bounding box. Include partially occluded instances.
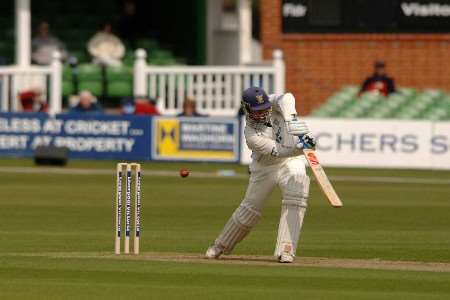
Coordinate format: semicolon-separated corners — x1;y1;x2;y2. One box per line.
0;167;246;179
329;175;450;185
0;167;449;185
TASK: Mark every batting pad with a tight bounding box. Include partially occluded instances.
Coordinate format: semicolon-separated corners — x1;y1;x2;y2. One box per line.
274;176;310;257
215;204;261;254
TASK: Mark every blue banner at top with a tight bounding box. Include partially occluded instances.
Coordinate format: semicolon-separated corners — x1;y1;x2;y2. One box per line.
0;113;152;160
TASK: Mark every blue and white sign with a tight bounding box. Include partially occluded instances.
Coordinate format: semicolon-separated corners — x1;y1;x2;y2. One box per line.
304;118;450;169
240;117;450;170
153;117;240;162
0;113;152;160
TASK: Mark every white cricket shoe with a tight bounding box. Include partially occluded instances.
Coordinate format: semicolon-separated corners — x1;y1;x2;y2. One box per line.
278;252;294;263
205;243;225;259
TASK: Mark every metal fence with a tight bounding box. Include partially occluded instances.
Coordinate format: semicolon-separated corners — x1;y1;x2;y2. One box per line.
134;50;285;116
0;52;62;115
0;50;283;117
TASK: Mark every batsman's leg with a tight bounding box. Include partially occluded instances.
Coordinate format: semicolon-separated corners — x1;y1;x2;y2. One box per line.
206;166;277;259
275;157;310;263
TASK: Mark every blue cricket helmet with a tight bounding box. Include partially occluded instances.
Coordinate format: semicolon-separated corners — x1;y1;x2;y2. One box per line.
242;87;271;112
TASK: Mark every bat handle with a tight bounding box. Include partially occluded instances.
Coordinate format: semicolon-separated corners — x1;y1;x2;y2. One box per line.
297;135;311;149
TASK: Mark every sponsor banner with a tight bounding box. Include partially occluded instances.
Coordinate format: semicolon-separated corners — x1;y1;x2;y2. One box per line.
0;113;152;160
430;122;450;168
152;117;239;162
306;118;433;169
240;117;450;170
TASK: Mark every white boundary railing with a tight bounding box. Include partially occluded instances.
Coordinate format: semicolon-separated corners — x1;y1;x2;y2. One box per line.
134;49;285;116
0;52;62;115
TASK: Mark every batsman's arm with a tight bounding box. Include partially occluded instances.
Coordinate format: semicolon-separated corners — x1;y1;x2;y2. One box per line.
268;93;295;113
246;130;302;158
272;93;311;136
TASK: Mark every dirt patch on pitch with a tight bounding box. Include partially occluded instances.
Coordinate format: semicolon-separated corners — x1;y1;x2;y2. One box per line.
130;253;450;272
10;252;449;273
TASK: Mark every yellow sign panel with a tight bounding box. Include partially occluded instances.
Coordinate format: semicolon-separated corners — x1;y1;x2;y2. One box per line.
156;119;180;155
154;118;238;161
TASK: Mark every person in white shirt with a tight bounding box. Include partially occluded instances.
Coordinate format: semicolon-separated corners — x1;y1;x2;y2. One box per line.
206;87;316;263
32;21;68;65
88;23;125;67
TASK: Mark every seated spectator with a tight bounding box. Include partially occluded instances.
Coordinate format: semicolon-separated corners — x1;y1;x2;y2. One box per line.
69;90;103;114
18;88;48;112
360;60;396;96
88;23;125;67
32;21;67;65
121;97;160;116
177;97;207;117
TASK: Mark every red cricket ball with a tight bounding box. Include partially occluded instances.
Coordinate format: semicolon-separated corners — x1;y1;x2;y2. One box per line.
180;169;189;178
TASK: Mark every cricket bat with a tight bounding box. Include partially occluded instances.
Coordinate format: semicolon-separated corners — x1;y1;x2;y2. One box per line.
277;94;343;207
302;148;343;208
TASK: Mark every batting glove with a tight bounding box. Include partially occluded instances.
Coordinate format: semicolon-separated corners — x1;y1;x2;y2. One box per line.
286;120;309;136
296;133;316;150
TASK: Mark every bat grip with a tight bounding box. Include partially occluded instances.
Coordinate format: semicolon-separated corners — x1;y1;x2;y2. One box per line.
302;141;311;149
296;134;311;149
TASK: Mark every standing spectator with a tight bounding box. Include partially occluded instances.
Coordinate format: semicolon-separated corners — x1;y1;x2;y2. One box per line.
68;90;103;114
32;21;67;65
177;97;207;117
121;97;160;116
360;60;396;96
88;23;125;67
18;88;48;112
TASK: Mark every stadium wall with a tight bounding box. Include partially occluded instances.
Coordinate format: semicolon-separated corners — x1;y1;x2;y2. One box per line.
261;0;450;115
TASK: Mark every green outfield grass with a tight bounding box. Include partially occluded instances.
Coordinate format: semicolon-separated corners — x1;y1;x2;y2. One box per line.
1;256;450;300
0;158;449;299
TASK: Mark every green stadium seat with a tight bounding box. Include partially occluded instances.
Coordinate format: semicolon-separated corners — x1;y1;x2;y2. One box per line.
78;64;103;81
149;50;177;65
63;66;73;81
399;88;416;98
62;81;74;97
310;86;450;120
310;110;328;117
106;66;132;81
122;52;135;67
105;66;133;98
422;89;444;99
309;86;362;117
78;81;102;97
107;81;132;98
149;58;177;65
437;97;450;108
337;86;358;97
311;107;334;117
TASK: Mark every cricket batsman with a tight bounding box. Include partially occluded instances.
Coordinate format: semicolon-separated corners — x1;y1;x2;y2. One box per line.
206;87;316;263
